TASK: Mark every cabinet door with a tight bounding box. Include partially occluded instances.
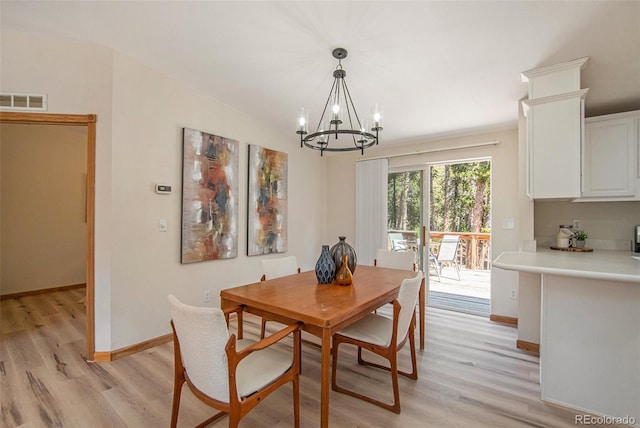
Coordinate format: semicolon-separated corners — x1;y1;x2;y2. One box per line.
526;97;582;199
582;117;637;197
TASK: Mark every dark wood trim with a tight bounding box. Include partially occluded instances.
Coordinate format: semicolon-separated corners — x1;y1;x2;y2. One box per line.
516;340;540;353
93;333;174;363
86;118;96;361
0;111;97;361
0;112;96;125
93;352;112;363
0;283;86;300
490;314;518;326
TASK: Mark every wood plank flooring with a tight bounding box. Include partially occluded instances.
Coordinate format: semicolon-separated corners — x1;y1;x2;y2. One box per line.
0;289;626;427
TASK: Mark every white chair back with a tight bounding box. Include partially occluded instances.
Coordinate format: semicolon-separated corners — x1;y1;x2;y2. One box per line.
261;256;298;280
437;235;459;262
395;271;423;345
168;294;230;402
375;249;415;271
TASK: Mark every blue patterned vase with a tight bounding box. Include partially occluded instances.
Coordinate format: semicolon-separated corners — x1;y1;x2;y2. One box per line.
315;245;336;284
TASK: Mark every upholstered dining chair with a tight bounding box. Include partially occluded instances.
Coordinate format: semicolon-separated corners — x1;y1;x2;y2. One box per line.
374;249;425;349
168;294;301;428
331;271;423;414
260;256;300;338
374;249;416;271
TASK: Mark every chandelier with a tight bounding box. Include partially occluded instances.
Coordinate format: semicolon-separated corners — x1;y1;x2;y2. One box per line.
296;48;383;156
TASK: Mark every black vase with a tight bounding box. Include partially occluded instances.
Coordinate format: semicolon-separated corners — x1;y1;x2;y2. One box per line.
315;245;336;284
330;236;357;274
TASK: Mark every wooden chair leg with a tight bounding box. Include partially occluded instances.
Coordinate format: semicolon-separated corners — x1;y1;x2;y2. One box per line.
260;318;267;339
407;324;418;379
171;329;184;428
293;377;300;428
228;412;240;428
389;353;401;413
170;377;183;428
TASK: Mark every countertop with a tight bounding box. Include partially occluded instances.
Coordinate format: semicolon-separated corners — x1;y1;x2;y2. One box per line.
493;249;640;283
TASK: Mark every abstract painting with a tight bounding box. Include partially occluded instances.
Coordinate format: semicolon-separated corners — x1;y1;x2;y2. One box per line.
247;144;288;256
181;128;239;263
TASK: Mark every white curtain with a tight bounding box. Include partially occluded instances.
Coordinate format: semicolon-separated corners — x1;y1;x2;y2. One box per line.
355;158;388;266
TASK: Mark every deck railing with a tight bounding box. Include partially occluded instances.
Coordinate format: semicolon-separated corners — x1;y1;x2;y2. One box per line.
429;232;491;270
387;230;491;271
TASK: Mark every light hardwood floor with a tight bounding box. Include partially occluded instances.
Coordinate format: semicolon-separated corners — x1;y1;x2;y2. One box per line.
0;289;624;427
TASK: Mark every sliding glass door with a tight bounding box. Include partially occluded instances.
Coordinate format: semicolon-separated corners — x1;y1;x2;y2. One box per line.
387;168;425;271
388;159;492;315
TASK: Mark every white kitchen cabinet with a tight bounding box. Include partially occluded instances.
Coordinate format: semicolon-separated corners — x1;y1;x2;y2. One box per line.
522;89;588;199
580;111;639;199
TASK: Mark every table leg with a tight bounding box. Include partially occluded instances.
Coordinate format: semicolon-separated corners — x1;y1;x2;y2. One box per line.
419;278;425;350
320;328;331;428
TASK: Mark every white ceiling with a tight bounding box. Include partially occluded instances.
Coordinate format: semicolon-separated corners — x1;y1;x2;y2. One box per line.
2;1;639;147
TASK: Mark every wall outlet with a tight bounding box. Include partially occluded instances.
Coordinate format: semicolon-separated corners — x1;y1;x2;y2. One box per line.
203;290;211;302
510;288;517;299
573;219;581;230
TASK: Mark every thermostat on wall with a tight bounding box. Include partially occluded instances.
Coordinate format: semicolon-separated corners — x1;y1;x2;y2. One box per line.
155;184;172;194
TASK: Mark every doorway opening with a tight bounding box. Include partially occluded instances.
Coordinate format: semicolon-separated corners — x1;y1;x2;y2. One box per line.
0;112;96;360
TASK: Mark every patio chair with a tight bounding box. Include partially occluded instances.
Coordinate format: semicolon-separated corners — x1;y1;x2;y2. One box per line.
388;232;408;251
331;271;423;413
432;235;461;281
168;294;301;428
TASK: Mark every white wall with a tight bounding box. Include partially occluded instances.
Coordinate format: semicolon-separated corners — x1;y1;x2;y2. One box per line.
0;124;87;294
108;52;325;349
325;128;522;318
1;31;325;351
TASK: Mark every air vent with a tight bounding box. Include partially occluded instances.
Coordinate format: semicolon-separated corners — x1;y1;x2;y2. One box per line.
0;93;48;111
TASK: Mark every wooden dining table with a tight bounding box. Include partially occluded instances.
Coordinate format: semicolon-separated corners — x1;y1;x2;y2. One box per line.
220;265;423;428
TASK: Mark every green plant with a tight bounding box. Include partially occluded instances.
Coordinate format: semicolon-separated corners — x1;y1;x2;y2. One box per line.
573;230;588;241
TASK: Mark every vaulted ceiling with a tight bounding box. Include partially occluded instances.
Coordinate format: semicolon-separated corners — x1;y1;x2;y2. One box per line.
2;1;639;147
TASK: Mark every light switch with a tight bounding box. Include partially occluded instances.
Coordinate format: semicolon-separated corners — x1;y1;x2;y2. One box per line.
159;219;168;232
502;218;515;230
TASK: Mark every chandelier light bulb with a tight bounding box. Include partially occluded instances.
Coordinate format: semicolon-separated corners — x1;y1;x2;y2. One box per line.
332;104;340;120
371;104;384;131
296;107;309;134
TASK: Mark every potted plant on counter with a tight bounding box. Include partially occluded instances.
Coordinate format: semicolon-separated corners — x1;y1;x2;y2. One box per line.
573;230;588;248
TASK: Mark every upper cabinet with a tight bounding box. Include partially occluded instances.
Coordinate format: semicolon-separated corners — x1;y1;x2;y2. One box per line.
579;111;639;200
521;57;589;200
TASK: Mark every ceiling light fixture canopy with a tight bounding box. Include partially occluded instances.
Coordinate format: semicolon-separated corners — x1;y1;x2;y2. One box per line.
296;47;383;156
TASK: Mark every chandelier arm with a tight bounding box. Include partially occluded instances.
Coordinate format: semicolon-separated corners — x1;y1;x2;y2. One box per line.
341;78;357;134
317;78;338;132
342;80;364;130
340;79;370;153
